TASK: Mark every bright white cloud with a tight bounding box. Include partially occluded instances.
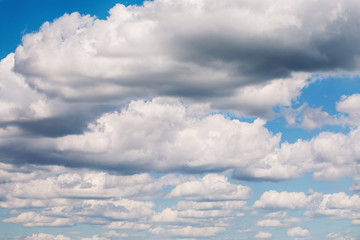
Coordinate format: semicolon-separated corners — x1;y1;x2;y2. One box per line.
337;94;360;117
166;174;251;200
287;226;310;237
35;98;282;175
253;191;310;209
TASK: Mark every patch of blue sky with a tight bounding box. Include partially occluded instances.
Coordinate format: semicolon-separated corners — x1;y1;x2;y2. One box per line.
266;76;359;143
298;76;360;115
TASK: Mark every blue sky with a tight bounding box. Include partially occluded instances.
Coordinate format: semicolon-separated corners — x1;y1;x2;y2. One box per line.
1;0;360;239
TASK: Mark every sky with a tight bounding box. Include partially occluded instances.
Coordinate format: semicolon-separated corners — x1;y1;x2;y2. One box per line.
0;0;360;239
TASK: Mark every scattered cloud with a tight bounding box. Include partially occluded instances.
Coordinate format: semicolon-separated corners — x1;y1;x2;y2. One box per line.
287;227;310;237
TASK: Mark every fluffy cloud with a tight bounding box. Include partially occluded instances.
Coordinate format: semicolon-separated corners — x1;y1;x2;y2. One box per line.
253;191;310;209
337;94;360;117
254;231;272;239
1;98;284;176
166;174;251;200
254;190;360;222
3;212;75;227
256;219;283;227
0;53;52;122
1;97;359;182
25;234;70;240
149;226;225;237
287;227;310;237
12;0;360;116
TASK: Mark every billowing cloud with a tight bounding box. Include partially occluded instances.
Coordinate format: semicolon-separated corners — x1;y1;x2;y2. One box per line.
1;97;359;182
12;0;360;116
254;191;310;209
2;0;360;238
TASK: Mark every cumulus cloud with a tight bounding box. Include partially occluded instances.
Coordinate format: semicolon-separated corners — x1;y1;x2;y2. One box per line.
0;98;286;176
3;212;75;227
149;226;225;237
166;174;251;200
25;234;70;240
254;190;360;222
1;97;359;182
11;0;360;117
254;231;272;239
0;53;53;122
254;190;310;209
282;102;347;130
287;227;310;237
256;219;283;227
337;94;360;117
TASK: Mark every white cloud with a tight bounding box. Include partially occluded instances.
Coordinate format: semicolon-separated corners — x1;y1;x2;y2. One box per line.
104;221;150;230
166;174;251;200
175;200;247;211
25;234;70;240
282;103;346;130
254;231;272;239
287;227;310;237
0;54;53;121
254;190;360;221
150;226;225;237
81;236;108;240
102;230;128;238
12;0;360;117
3;212;75;227
2;97;359;182
256;219;283;227
253;191;310;209
36;98;282;175
352;219;360;224
337;94;360;117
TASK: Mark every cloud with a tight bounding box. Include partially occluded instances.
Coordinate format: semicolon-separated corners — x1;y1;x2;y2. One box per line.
253;190;310;209
254;231;272;239
81;236;108;240
102;231;128;238
0;98;285;176
104;221;150;230
1;97;359;182
149;226;225;237
256;219;283;227
25;234;70;240
0;53;52;122
337;94;360;117
282;102;347;130
352;219;360;225
3;212;75;227
287;227;310;237
11;0;360;116
166;174;251;200
254;190;360;221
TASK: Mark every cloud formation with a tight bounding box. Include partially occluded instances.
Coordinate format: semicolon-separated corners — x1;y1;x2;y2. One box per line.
1;0;360;239
11;0;360;115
